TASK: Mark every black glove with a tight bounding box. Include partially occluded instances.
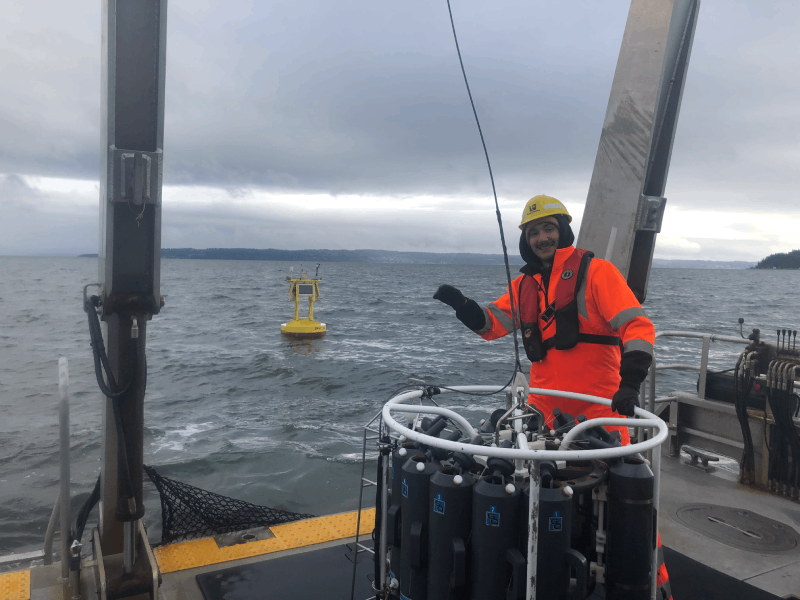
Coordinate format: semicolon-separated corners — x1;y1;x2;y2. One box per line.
611;350;653;417
433;284;466;309
611;385;639;417
456;299;486;332
434;285;486;331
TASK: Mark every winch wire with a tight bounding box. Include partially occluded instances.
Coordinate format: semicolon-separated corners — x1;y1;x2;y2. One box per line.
446;0;523;375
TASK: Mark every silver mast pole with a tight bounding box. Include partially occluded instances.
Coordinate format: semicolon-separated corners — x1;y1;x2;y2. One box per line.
98;0;167;581
577;0;700;302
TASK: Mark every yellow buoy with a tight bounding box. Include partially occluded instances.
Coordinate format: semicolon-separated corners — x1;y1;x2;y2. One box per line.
280;265;326;338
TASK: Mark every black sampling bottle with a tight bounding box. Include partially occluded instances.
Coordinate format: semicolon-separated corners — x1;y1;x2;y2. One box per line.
522;461;589;600
470;452;525;600
427;451;477;600
605;456;654;600
398;454;441;600
388;441;425;585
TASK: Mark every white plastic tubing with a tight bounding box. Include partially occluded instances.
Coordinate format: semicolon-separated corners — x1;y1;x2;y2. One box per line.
382;385;668;461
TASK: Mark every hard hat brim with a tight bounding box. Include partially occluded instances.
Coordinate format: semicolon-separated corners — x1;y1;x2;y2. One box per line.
519;195;572;229
519;213;572;230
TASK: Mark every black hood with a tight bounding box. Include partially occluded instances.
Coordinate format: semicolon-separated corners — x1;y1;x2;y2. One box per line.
519;214;575;275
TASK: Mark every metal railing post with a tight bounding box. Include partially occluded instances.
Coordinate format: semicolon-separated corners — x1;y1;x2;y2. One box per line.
43;491;61;565
58;357;71;580
698;335;711;399
648;356;657;415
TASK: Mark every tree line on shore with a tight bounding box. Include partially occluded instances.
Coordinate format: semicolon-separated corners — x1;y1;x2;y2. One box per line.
754;249;800;269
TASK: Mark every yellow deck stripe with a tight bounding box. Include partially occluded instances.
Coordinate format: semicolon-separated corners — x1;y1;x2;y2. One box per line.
0;570;30;600
154;508;375;574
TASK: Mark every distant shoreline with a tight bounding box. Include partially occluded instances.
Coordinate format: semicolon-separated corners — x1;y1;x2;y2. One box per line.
753;249;800;270
75;249;757;269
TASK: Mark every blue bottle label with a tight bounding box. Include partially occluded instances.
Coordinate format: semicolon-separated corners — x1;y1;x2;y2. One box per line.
549;510;563;532
433;493;445;515
486;505;500;527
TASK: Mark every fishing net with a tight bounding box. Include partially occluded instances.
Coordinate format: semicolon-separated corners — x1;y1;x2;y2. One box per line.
144;464;314;544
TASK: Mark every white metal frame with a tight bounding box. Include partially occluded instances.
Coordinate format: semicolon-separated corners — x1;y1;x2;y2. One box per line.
380;384;669;600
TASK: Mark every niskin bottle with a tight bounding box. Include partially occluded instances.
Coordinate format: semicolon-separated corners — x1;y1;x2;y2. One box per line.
388;417;447;592
427;460;475;600
470;455;524;600
523;462;589;600
388;442;425;588
398;455;441;600
605;456;654;600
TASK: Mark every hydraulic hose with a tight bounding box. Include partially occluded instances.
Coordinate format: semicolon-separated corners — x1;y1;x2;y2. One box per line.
765;360;800;493
72;475;101;544
733;350;756;483
85;292;131;399
82;286;139;517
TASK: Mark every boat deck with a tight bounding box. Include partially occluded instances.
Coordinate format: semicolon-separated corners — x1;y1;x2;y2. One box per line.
5;452;800;600
659;452;800;599
4;478;800;600
1;509;376;600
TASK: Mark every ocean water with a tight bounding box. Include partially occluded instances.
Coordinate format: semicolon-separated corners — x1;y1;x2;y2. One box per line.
1;256;798;554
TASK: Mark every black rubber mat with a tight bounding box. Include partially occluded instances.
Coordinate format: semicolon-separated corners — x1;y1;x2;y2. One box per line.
663;546;783;600
196;543;375;600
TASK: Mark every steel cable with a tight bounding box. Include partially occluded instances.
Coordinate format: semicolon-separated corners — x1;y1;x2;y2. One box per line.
446;0;523;377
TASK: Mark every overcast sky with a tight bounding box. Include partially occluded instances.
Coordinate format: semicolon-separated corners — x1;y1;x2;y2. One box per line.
1;0;798;260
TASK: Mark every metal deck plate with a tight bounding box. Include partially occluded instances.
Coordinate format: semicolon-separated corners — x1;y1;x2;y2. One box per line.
194;543;374;600
675;504;800;553
659;454;800;595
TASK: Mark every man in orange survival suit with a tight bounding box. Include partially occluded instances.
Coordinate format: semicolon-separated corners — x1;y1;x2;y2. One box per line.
434;195;654;439
435;195;671;598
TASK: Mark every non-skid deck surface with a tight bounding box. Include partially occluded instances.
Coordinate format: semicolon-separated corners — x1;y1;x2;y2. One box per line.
0;570;29;600
154;508;375;574
195;543;374;600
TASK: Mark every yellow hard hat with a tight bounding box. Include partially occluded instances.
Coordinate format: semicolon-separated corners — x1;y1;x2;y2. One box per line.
519;195;572;230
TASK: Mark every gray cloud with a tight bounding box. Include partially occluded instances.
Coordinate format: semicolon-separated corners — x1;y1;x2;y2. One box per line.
0;175;97;255
3;173;793;263
5;3;795;197
1;0;799;259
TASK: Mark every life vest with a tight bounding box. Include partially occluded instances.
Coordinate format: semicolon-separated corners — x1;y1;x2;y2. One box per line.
518;248;620;362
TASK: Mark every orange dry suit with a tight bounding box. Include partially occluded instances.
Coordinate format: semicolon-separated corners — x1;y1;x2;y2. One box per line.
471;245;655;444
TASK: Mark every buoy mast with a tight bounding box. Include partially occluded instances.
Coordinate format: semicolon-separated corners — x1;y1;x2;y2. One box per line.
281;264;327;338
